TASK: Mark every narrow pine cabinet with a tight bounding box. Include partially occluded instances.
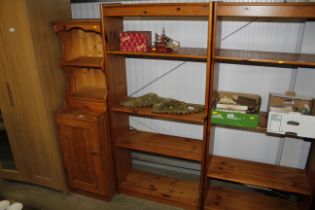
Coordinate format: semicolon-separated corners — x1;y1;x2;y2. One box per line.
53;20;115;200
0;0;70;190
204;3;315;210
102;3;213;209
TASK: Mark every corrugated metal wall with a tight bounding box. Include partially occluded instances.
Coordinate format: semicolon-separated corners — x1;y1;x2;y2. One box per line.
71;0;313;173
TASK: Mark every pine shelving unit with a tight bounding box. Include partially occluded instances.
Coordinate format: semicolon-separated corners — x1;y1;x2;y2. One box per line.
101;3;213;209
204;2;315;210
53;19;115;200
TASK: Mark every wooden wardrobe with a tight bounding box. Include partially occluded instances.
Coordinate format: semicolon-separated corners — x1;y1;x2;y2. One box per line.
0;0;71;191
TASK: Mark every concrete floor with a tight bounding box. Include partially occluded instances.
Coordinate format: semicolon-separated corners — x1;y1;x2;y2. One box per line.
0;179;182;210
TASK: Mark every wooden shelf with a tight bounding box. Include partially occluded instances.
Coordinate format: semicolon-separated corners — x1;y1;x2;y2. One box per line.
107;47;207;61
53;19;101;33
69;87;105;102
63;56;103;68
207;155;312;196
213;111;267;133
102;3;210;17
120;170;199;210
215;49;315;68
115;130;202;162
111;104;206;124
205;186;298;210
216;3;315;18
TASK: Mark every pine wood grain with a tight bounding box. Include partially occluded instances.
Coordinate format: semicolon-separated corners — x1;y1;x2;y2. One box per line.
115;130;202;162
57;109;115;200
107;47;207;61
112;104;206;124
216;49;315;68
57;29;103;65
102;15;132;185
120;170;199;210
53;19;101;33
208;155;312;196
205;186;298;210
69;87;105;102
216;3;315;18
102;3;209;17
63;56;103;68
0;0;70;190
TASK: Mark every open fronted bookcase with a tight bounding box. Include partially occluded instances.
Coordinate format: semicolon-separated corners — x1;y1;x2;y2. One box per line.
204;3;315;210
101;3;213;209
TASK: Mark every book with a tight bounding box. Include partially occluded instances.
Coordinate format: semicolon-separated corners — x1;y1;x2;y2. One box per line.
216;103;248;111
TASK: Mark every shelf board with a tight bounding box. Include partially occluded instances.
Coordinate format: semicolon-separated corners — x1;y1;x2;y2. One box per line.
120;170;199;210
102;3;210;17
69;87;105;102
205;186;298;210
63;56;103;68
207;155;311;196
111;104;206;124
115;130;202;162
215;49;315;68
107;47;207;61
213;111;267;133
53;19;101;33
216;3;315;18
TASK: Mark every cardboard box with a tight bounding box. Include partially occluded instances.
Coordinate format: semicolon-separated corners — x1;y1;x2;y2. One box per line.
268;92;313;112
212;109;260;128
211;91;261;129
267;111;315;139
120;31;152;52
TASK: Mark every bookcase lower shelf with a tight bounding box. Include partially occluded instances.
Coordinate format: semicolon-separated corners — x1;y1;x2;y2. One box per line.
119;170;199;210
204;186;298;210
207;155;311;196
114;130;202;162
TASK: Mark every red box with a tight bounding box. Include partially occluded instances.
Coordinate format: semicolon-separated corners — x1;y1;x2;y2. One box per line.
120;31;152;52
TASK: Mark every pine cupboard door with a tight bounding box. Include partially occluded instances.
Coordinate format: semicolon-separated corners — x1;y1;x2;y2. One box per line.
57;110;109;197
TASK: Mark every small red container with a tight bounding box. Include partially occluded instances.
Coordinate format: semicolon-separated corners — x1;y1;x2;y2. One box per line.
120;31;152;52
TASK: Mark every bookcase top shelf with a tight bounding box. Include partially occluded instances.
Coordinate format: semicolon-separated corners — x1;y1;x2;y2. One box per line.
216;2;315;18
101;3;210;17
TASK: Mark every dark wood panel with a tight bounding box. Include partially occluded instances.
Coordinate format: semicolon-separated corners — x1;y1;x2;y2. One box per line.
63;56;103;68
115;130;202;162
205;186;298;210
207;155;312;196
216;3;315;18
120;170;199;210
108;47;207;61
215;49;315;68
111;104;206;124
69;87;105;102
102;3;209;17
213;111;267;134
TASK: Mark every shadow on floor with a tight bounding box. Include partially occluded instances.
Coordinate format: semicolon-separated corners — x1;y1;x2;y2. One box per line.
0;180;182;210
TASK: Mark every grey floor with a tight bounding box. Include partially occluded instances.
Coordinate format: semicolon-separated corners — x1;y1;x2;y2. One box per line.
0;179;182;210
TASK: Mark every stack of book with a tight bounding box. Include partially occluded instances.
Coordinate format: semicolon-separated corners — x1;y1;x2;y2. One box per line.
216;95;258;114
